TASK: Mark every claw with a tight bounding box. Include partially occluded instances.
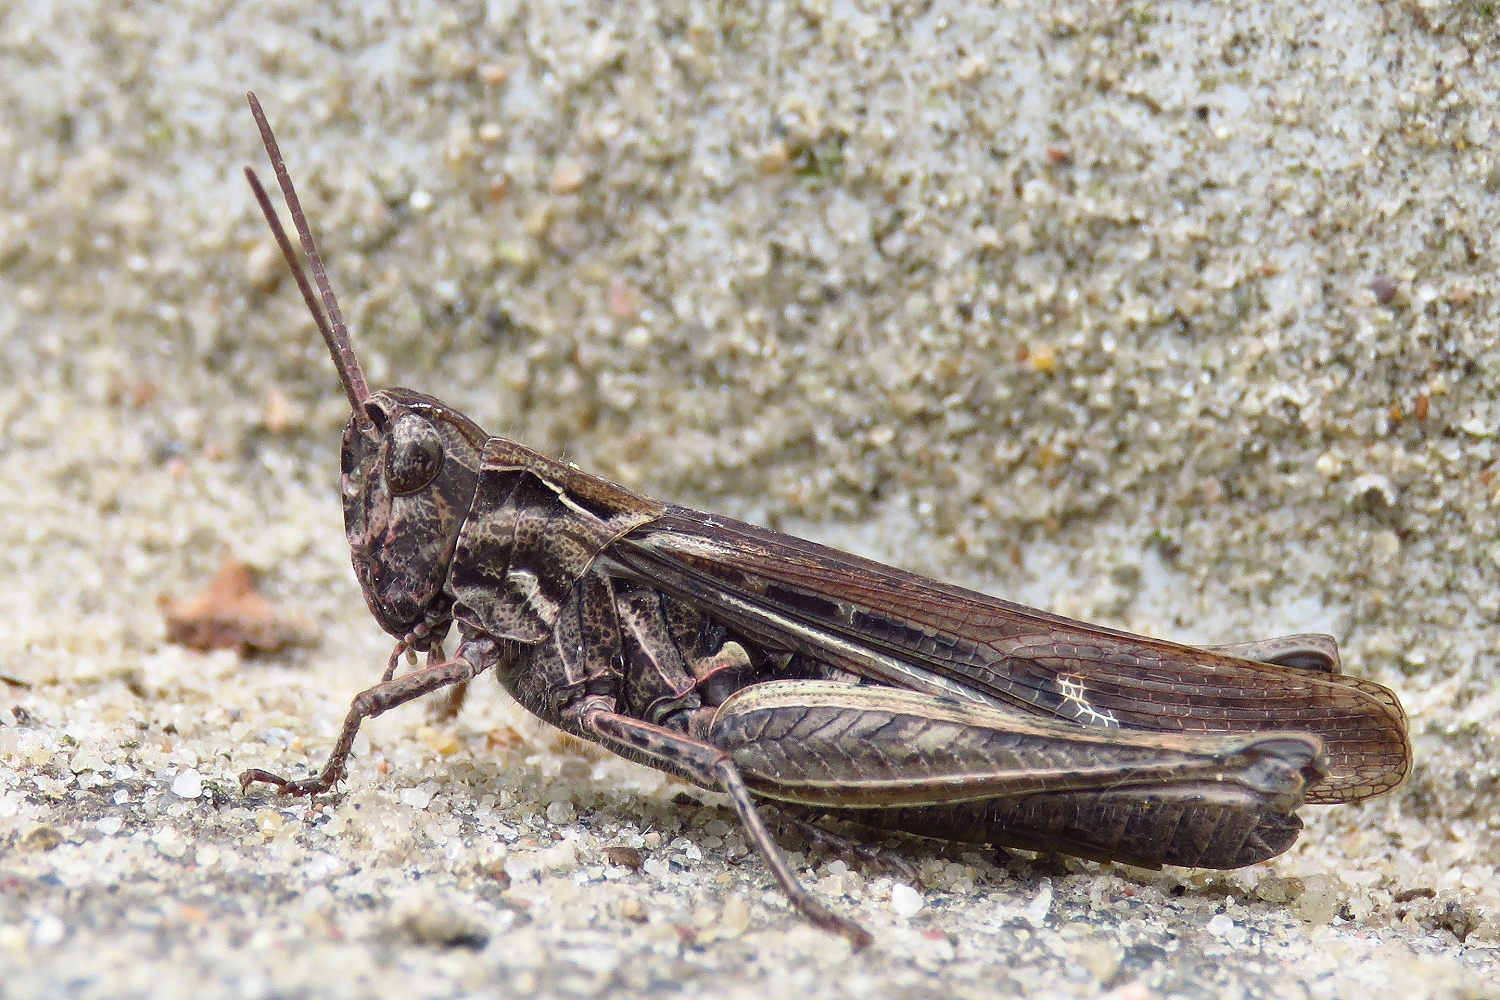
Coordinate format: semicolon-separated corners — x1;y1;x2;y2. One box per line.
238;767;343;798
801;897;873;949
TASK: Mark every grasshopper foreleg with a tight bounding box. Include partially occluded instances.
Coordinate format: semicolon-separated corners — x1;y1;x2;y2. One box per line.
241;650;486;797
583;709;874;949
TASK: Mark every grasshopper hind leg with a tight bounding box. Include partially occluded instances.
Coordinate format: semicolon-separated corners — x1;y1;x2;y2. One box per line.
769;805;921;882
1204;634;1341;673
583;710;874;949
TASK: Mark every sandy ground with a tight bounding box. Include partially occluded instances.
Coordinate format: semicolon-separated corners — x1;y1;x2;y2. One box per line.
1;1;1498;997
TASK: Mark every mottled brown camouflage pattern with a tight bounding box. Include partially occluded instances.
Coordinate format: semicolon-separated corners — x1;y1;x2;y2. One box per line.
240;100;1411;947
339;388;486;648
315;384;1407;946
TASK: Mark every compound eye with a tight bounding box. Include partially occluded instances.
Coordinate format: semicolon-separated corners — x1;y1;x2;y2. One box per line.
385;413;444;495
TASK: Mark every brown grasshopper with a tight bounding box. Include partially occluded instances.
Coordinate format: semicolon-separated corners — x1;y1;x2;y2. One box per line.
237;93;1410;947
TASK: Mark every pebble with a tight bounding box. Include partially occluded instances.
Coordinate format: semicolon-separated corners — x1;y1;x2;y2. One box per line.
549;160;586;194
1022;879;1053;928
171;769;202;799
891;883;925;918
394;896;488;951
1256;875;1303;905
721;894;751;937
1296;874;1343;926
1206;913;1248;945
603;846;643;871
399;785;434;810
152;826;188;859
1371;272;1398;304
31;916;65;948
21;826;62;852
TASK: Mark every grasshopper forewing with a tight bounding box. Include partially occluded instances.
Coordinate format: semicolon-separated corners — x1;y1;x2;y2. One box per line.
236;93;1411;948
605;507;1410;806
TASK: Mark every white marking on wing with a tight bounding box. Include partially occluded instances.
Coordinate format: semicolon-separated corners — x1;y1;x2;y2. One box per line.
1057;675;1119;728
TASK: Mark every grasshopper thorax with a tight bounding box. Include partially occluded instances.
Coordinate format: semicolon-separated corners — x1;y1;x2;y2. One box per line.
341;388;488;648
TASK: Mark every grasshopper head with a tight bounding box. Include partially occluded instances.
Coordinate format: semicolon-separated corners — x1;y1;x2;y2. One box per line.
340;388;487;645
243;94;490;649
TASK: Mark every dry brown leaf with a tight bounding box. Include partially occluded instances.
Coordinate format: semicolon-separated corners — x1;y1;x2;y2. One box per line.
158;556;318;656
603;846;644;871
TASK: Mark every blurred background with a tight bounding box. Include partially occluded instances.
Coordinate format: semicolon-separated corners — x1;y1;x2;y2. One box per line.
0;1;1496;997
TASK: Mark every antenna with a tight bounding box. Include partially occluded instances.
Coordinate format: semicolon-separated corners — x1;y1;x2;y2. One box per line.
244;91;371;419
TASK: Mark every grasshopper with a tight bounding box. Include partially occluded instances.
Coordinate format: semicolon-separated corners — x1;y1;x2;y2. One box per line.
237;94;1410;947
